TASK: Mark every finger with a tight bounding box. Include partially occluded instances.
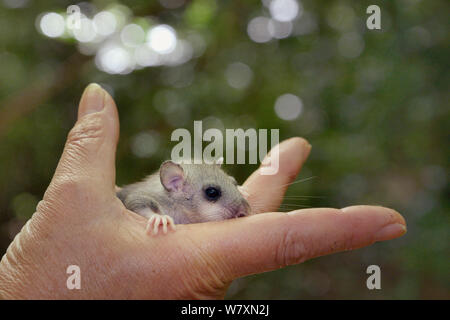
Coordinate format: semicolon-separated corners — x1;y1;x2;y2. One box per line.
243;137;311;213
49;84;119;194
186;205;406;281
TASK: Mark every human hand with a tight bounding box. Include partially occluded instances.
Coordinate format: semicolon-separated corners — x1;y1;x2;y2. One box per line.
0;84;406;299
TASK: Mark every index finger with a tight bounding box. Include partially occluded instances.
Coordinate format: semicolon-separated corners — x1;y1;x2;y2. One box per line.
184;205;406;282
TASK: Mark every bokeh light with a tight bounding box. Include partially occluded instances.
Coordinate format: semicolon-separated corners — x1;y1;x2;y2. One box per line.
134;44;161;67
247;17;272;43
268;19;293;39
269;0;302;22
96;44;133;74
186;32;207;57
73;17;97;43
34;4;197;73
131;131;161;158
147;24;177;54
225;62;253;89
274;93;303;120
93;11;117;36
338;32;365;58
121;24;146;47
326;4;356;31
3;0;29;9
39;12;65;38
163;39;193;66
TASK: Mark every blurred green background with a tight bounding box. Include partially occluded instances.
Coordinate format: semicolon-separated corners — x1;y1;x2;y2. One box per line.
0;0;448;299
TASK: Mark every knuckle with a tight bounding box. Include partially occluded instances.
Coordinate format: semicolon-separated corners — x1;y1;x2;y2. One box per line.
36;199;52;215
45;175;91;206
66;114;105;150
52;176;82;195
285;167;301;184
23;203;55;237
342;221;359;251
39;175;102;223
276;226;310;267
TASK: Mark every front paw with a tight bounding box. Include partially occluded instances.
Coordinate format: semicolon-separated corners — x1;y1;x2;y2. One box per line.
146;214;176;236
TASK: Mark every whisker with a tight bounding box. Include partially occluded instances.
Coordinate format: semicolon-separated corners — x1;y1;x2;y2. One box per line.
273;176;318;190
277;207;311;212
278;204;311;208
282;195;324;199
249;198;317;209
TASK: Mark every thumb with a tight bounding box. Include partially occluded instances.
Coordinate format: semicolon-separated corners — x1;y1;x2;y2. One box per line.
49;83;119;194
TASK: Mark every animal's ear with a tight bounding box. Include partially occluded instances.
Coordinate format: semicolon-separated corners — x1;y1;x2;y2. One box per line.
215;156;224;167
160;161;185;192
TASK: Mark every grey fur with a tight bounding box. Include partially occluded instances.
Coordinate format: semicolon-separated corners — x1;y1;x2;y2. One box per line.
117;161;250;224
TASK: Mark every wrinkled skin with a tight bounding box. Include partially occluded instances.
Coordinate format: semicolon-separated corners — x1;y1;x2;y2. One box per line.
0;84;406;299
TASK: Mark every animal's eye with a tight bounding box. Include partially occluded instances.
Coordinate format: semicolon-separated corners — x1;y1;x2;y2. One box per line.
204;187;221;201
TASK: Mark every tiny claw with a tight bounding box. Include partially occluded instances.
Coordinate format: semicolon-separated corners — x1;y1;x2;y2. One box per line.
168;216;176;231
146;215;156;236
162;218;168;234
153;216;161;235
145;214;176;236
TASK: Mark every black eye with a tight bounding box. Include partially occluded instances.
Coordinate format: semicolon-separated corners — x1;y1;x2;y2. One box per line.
204;187;221;201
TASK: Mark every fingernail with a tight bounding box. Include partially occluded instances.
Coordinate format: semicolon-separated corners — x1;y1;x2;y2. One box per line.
78;83;105;118
375;223;407;242
304;143;312;161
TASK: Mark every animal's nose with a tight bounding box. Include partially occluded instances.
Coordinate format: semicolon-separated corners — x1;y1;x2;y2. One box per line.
243;200;251;213
235;200;251;218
